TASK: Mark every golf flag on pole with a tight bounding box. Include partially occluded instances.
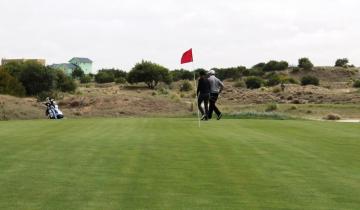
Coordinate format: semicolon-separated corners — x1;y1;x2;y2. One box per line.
181;48;193;64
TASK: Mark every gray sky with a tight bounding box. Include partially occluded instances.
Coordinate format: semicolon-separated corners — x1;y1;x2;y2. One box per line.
0;0;359;72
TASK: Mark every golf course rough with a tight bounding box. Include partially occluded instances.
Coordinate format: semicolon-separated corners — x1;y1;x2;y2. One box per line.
0;118;359;210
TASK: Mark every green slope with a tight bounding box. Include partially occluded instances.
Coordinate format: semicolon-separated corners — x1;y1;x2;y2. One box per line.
0;118;359;210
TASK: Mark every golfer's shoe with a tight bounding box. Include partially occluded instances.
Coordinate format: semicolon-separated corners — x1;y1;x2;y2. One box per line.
201;115;207;121
217;113;223;120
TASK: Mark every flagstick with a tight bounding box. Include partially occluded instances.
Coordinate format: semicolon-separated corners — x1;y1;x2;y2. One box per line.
193;64;201;128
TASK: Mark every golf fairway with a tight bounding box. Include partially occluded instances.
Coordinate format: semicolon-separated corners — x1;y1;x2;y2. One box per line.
0;118;359;209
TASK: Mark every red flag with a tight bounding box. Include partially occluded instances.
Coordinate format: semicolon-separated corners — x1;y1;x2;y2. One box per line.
181;48;193;64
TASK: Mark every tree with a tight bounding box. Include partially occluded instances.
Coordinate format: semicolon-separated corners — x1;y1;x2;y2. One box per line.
263;60;288;72
214;66;246;80
298;58;314;70
95;71;115;83
0;69;26;96
72;67;85;79
127;60;171;89
19;62;56;95
335;58;349;67
252;62;266;70
170;69;194;81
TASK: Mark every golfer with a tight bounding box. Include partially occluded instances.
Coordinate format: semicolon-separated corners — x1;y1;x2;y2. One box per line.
197;70;211;121
208;69;224;120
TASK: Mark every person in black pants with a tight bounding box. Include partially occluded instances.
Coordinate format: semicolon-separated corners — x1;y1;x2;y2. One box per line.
208;69;224;120
197;70;211;120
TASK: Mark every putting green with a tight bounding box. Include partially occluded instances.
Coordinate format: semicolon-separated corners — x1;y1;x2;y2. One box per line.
0;118;359;209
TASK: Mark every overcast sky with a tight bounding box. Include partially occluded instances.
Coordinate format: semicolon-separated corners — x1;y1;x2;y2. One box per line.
0;0;359;71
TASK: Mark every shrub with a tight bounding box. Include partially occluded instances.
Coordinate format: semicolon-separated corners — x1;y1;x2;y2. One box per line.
71;67;85;79
249;68;265;76
0;69;26;97
263;60;288;72
335;58;349;67
285;78;299;84
298;58;314;70
301;76;319;86
80;75;92;84
180;80;193;92
245;76;264;89
353;80;360;88
55;71;77;93
324;113;341;120
157;87;169;95
98;69;127;78
265;103;278;112
234;80;246;88
115;77;127;84
95;71;115;83
214;66;245;80
266;74;281;87
272;87;281;93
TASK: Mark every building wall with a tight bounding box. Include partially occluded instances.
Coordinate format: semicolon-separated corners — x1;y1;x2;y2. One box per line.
70;61;92;74
78;63;92;74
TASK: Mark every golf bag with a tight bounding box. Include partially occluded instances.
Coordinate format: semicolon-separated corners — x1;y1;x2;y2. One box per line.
45;99;64;120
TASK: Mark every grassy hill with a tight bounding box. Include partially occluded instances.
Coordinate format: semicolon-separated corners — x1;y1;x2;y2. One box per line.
0;118;359;209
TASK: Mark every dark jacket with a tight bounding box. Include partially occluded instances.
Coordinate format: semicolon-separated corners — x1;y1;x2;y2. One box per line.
197;77;210;95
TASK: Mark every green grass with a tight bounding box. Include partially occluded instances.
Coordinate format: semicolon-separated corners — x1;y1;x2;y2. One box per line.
0;118;359;210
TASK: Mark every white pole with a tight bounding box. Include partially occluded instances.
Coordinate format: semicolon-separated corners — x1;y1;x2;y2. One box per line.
193;66;201;128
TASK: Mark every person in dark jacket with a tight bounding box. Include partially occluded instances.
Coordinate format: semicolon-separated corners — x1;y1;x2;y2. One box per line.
197;70;211;120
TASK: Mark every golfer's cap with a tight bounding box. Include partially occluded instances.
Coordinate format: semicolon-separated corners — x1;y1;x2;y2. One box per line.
208;70;215;75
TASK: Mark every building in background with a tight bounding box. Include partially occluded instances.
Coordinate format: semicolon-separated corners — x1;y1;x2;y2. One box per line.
1;58;46;66
49;63;78;76
69;57;93;74
50;57;93;76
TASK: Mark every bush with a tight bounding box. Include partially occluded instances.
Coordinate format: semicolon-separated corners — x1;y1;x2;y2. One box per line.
265;103;278;112
301;76;319;86
234;80;246;88
266;74;281;87
245;76;264;89
263;60;288;72
272;87;281;93
324;113;341;120
98;69;127;78
115;77;127;84
0;69;26;97
80;75;92;84
180;80;193;92
249;68;265;76
214;66;246;80
298;58;314;70
95;72;115;83
335;58;349;67
353;80;360;88
71;67;85;79
55;71;77;92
